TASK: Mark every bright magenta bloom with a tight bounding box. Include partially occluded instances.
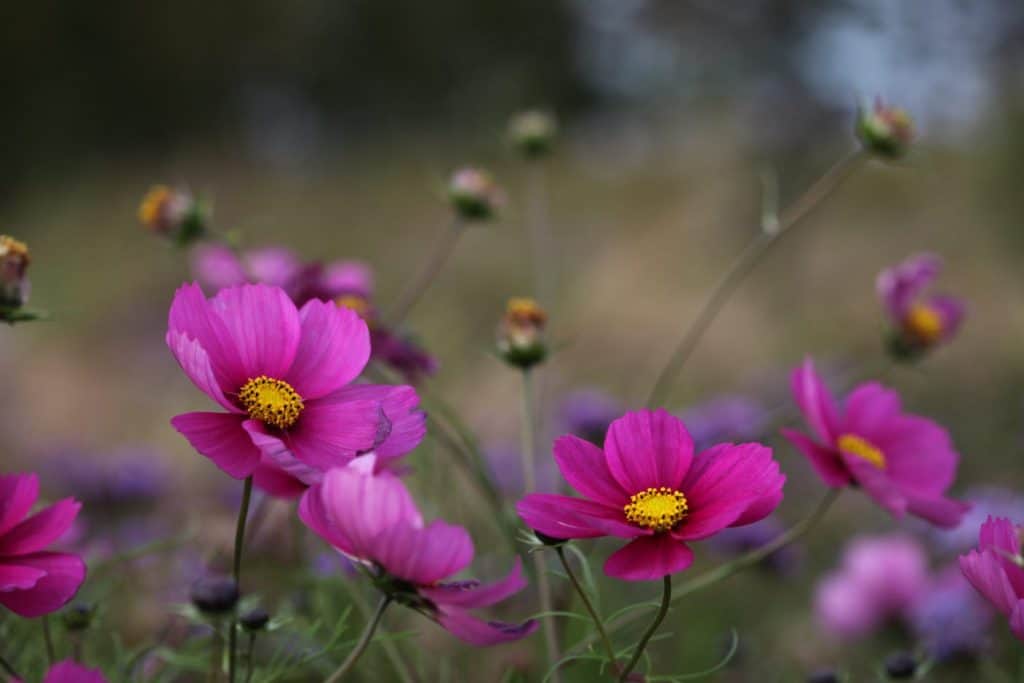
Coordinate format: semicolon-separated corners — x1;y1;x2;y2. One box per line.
168;283;422;481
959;516;1024;641
17;661;108;683
516;409;785;581
0;474;85;617
782;358;968;528
877;253;965;353
300;458;537;645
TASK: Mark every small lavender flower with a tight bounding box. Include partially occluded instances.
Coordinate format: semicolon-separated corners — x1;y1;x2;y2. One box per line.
559;389;622;446
484;442;558;496
908;566;992;661
681;395;769;451
43;447;169;509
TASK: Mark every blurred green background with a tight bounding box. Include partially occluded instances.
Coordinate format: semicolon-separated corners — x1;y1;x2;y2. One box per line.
3;1;1024;680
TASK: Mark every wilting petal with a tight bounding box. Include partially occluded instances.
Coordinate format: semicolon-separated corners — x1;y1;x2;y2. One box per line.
780;428;850;487
604;535;694;581
604;409;693;492
0;473;38;537
374;520;473;585
791;358;839;443
171;412;260;479
552;435;628;504
422;558;526;609
516;494;644;540
434;608;538;646
0;552;85;617
285;301;370;399
324;384;425;460
210;284;301;381
0;499;80;555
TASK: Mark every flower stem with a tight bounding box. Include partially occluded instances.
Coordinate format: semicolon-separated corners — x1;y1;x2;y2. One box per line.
228;476;254;683
521;369;562;681
325;596;392;683
618;576;672;682
554;547;616;670
340;579;416;683
41;615;55;666
387;217;464;326
209;626;224;683
244;632;256;683
0;652;19;681
646;151;864;408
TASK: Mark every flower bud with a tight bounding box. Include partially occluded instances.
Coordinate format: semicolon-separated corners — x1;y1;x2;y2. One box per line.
448;167;504;221
190;576;239;615
498;297;548;369
62;603;95;632
239;606;270;631
883;651;916;679
0;235;31;308
806;670;840;683
856;99;915;159
508;110;558;159
533;530;568;547
138;185;205;245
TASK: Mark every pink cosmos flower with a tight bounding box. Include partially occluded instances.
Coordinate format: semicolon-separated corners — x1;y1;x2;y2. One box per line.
16;660;108;683
782;358;968;528
877;253;965;354
300;457;537;645
0;474;86;617
815;533;928;638
959;516;1024;641
167;282;422;482
516;409;785;581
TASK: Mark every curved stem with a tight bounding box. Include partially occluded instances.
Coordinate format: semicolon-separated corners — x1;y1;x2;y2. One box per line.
554;547;616;670
340;579;416;683
646;152;864;408
41;616;55;666
618;576;671;682
228;476;254;683
521;369;561;681
244;633;256;683
386;217;463;326
325;596;392;683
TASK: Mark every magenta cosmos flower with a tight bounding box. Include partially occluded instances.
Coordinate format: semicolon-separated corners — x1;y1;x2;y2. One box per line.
15;661;107;683
516;409;785;581
877;253;965;356
0;474;86;617
300;457;537;645
959;516;1024;641
167;283;421;482
782;358;968;528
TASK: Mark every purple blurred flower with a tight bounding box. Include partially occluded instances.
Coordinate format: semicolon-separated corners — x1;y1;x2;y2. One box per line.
815;533;929;638
559;389;622;445
484;442;558;496
877;253;965;356
707;516;801;575
929;486;1024;555
43;447;169;510
681;395;769;451
908;565;992;660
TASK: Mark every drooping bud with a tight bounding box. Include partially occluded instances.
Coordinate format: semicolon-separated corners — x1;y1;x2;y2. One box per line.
806;670;840;683
239;606;270;632
498;297;548;369
190;576;239;616
856;99;915;159
447;167;504;221
883;651;917;679
0;235;31;308
508;110;558;159
62;603;95;632
138;184;205;245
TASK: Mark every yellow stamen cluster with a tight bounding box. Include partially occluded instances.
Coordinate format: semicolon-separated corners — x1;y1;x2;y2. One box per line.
238;376;304;429
505;297;547;329
904;303;943;344
623;487;688;532
138;185;173;230
336;294;372;321
0;236;30;264
837;433;886;470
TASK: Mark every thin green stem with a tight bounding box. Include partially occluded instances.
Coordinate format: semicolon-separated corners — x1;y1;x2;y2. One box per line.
228;476;254;683
386;217;463;326
646;151;864;408
555;547;616;670
41;616;55;666
521;369;561;681
0;653;19;681
340;580;416;683
618;576;671;682
209;625;224;683
244;633;256;683
325;596;392;683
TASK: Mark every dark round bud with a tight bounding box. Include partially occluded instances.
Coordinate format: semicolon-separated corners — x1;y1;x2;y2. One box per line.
190;576;239;615
884;651;917;679
534;530;568;547
62;603;95;632
806;670;840;683
240;607;270;632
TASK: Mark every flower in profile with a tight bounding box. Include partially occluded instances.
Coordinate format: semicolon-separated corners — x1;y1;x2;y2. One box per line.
815;533;928;638
138;185;203;244
508;110;558;159
0;235;30;309
19;660;108;683
0;473;86;617
560;389;622;446
959;516;1024;641
782;358;968;528
856;98;915;159
448;167;504;221
167;283;419;482
908;565;992;661
517;409;785;581
300;457;537;645
497;297;548;369
877;253;964;361
681;395;769;451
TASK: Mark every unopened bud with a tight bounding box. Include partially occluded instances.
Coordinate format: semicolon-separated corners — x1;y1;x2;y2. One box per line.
138;185;205;245
62;603;95;632
0;236;30;308
240;606;270;631
508;110;558;159
190;576;239;615
883;651;916;679
856;99;914;159
448;168;504;221
498;297;548;369
806;670;840;683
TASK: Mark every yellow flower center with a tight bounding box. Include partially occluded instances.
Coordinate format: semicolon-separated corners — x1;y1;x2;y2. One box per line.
138;185;172;229
904;303;943;344
238;376;304;429
336;294;371;320
837;433;886;470
623;487;688;532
